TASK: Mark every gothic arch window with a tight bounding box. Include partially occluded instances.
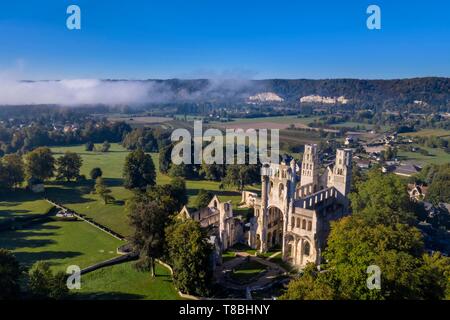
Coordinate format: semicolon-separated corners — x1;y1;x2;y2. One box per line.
213;200;218;208
296;218;300;228
304;241;311;256
278;183;284;198
291;217;295;227
307;220;312;231
270;181;274;194
302;219;307;230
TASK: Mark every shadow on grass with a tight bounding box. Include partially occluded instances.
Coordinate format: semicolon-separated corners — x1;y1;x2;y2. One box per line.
0;222;82;268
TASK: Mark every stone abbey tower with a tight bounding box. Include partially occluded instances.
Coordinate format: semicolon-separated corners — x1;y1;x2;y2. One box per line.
246;144;353;268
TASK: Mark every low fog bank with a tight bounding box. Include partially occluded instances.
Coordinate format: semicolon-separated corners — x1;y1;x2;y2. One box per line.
0;78;262;106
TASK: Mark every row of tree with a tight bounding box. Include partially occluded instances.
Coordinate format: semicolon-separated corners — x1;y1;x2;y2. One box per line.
0;148;84;191
0;120;131;156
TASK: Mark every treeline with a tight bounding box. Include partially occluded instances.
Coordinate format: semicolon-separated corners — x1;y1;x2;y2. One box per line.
414;163;450;205
0;147;84;192
0;120;131;156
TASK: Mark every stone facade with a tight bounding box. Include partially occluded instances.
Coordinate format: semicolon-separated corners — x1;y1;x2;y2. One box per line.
178;195;244;252
178;144;352;269
248;144;352;268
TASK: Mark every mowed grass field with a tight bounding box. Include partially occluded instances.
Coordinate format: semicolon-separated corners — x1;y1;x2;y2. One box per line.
0;190;53;222
398;145;450;166
1;143;248;237
0;219;122;271
74;261;181;300
1;143;212;299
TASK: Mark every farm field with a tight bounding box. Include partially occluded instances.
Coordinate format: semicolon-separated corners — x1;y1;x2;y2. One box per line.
74;261;181;300
214;116;321;130
0;219;122;271
400;129;450;138
398;145;450;166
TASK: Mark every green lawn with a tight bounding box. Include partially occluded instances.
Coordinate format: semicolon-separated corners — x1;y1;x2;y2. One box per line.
400;129;450;138
0;190;53;222
48;144;247;236
398;145;450;166
230;260;267;284
0;219;123;271
1;143;250;237
74;261;181;300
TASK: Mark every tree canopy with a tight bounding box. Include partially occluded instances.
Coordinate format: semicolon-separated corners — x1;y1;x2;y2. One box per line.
123;149;156;190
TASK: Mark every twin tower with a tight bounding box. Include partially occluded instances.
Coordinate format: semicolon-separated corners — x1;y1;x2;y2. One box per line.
250;144;353;268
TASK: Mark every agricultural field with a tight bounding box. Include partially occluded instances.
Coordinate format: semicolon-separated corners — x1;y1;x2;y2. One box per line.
400;129;450;138
214;116;321;130
398;145;450;166
0;219;122;271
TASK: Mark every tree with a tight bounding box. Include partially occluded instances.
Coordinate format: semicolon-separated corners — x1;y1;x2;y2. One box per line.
168;163;194;178
279;263;334;300
89;167;103;180
426;164;450;205
94;177;115;204
0;249;21;299
199;162;224;181
85;141;94;152
165;219;212;296
159;144;172;173
349;170;415;225
222;164;259;191
28;261;68;300
1;154;25;189
195;189;213;209
128;195;170;277
170;177;188;209
101;141;111;152
123;149;156;190
282;171;450;300
24;147;55;181
55;151;83;181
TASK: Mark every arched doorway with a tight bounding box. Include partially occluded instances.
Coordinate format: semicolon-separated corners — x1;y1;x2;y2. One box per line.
267;206;283;249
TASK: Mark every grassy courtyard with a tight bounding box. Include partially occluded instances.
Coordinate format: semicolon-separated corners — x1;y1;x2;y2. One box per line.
0;219;122;271
230;260;267;284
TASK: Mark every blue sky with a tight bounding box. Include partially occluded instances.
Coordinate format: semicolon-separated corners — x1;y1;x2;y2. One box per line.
0;0;449;79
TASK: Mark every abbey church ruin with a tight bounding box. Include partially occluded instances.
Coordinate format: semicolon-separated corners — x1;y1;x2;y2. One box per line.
179;144;353;269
